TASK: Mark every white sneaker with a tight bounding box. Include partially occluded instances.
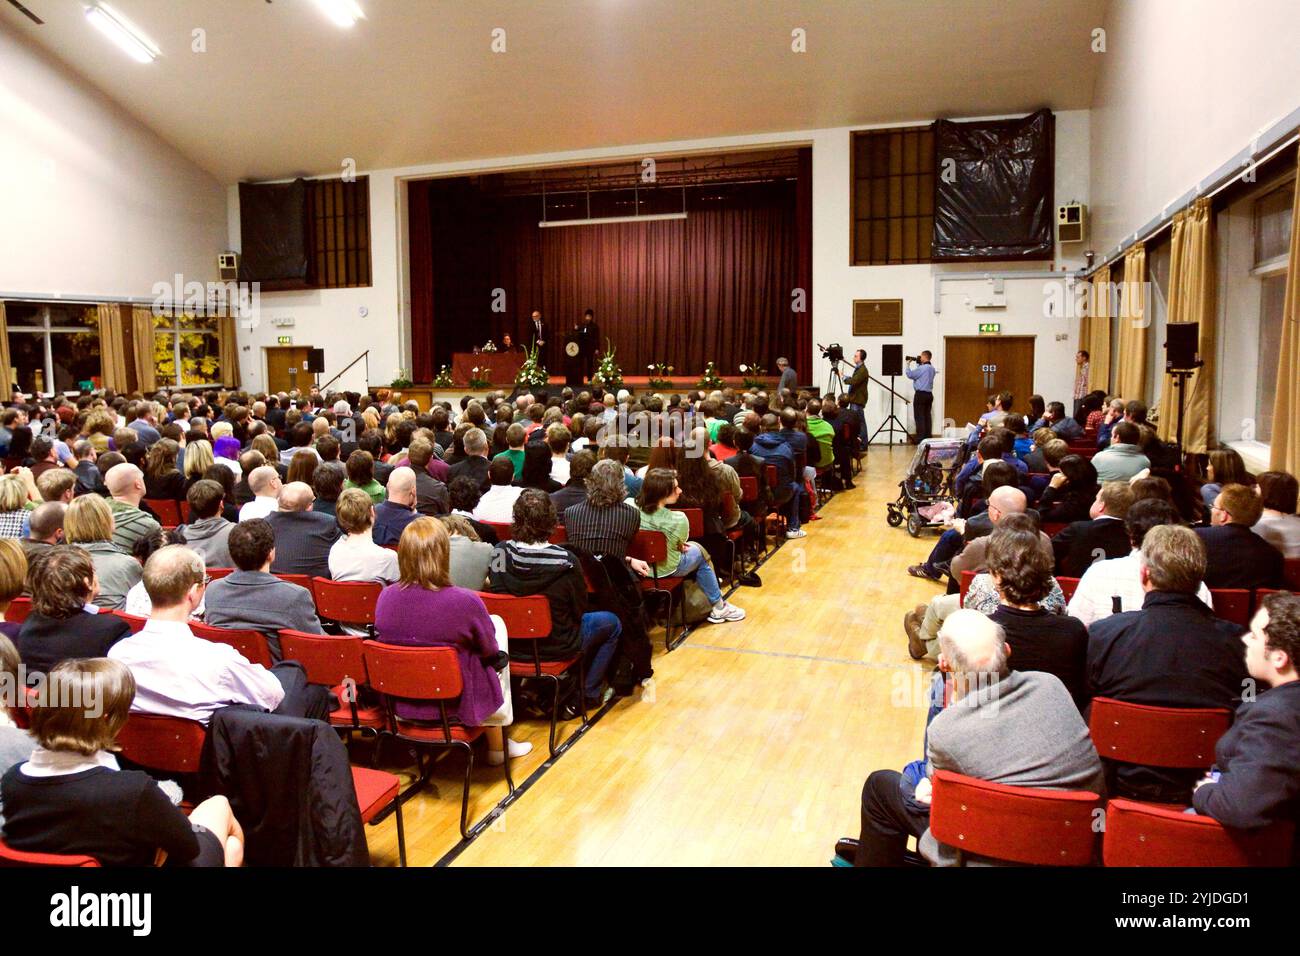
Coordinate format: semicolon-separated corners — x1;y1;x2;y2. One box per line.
486;738;533;766
708;601;747;624
786;528;807;539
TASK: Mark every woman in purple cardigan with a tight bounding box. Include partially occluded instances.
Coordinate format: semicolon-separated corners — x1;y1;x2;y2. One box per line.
374;517;532;766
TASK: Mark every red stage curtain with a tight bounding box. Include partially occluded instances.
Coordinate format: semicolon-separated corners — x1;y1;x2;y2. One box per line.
407;179;435;382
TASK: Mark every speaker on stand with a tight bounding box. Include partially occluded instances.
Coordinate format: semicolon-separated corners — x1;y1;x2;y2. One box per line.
1164;323;1201;456
869;344;909;445
307;348;325;391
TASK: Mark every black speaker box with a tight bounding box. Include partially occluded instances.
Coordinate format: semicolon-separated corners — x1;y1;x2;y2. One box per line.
1165;323;1200;370
881;343;904;377
307;348;325;373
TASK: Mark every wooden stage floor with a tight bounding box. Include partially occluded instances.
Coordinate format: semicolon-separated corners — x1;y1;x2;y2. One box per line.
363;446;940;866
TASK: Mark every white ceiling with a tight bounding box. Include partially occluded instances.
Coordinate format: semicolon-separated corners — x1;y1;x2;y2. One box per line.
3;0;1105;184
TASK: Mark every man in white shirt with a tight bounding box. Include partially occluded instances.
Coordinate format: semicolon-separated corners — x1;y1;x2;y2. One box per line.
238;465;282;522
1067;499;1213;626
109;545;331;724
329;488;399;585
473;456;523;524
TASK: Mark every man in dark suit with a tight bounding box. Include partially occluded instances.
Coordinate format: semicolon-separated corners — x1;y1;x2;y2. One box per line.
264;395;286;438
1052;480;1135;577
448;427;491;493
266;482;341;580
1087;524;1247;803
842;349;870;451
528;309;546;360
371;467;420;547
1197;483;1284;589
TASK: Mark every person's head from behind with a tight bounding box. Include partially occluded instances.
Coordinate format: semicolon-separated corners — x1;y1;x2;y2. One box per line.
636;468;679;513
336;487;376;536
36;468;76;505
0;475;27;515
568;450;596;485
313;461;345;504
1112;421;1140;447
1206;448;1247;487
1256;471;1300;515
1046;401;1066;422
1212;482;1263;528
29;658;135;756
1125;399;1148;425
0;538;27;612
986;485;1028;525
239;450;265;480
64;494;114;546
386;466;417;509
278;481;314;513
463;427;488;459
977;435;1002;464
1091;480;1135;520
980;460;1018;498
248;464;282;499
1124;498;1182;550
546;423;571;456
28;501;65;545
286;450;318;486
987;515;1052;606
1247;591;1300;686
488;455;515;488
1130;475;1172;504
30;546;96;619
346;450;375;487
1057;454;1097;490
585;458;627;508
448;476;481;514
397;516;450;590
1139;524;1206;595
143;545;206;614
187;478;225;521
937;610;1010;699
228;519;275;572
511;488;556;544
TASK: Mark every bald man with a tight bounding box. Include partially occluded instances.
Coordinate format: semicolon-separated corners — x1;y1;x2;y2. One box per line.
839;610;1104;866
372;466;419;546
22;501;65;562
105;462;161;554
238;465;283;523
265;481;340;579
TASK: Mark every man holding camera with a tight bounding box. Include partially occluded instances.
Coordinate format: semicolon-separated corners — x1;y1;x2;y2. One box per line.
842;349;870;451
906;351;936;444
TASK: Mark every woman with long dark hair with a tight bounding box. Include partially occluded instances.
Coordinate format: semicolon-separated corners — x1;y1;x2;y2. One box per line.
1036;454;1100;524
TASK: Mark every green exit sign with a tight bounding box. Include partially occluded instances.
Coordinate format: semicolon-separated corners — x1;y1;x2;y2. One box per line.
277;335;293;345
978;323;1001;335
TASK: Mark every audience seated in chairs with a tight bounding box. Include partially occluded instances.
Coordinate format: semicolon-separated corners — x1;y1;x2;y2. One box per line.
909;461;1021;583
15;546;131;676
1051;480;1135;578
63;494;140;611
1197;482;1284;590
563;459;646;572
373;515;531;766
343;450;385;505
371;467;420;547
751;414;804;539
267;481;341;580
1086;524;1248;803
1200;447;1252;510
840;610;1104;866
551;450;596;521
0;658;244;866
176;479;234;571
329;487;399;590
1253;470;1300;559
1092;421;1151;482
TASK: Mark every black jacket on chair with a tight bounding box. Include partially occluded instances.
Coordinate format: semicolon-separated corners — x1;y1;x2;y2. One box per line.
1052;515;1130;577
1195;524;1284;590
16;610;131;677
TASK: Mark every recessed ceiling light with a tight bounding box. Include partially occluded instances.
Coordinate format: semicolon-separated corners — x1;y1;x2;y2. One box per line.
85;3;160;63
311;0;364;28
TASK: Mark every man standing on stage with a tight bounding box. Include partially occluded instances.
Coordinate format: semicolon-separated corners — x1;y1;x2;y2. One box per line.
906;351;936;444
842;349;870;451
775;357;797;398
577;309;600;381
529;310;547;361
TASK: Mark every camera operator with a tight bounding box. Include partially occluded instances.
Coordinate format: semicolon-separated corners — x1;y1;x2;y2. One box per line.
905;351;936;444
841;349;869;452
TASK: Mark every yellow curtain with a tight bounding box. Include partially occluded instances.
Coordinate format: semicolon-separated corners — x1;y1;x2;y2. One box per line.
97;303;130;393
0;302;11;398
1114;244;1148;401
1088;264;1112;393
1156;198;1216;452
131;306;157;395
1269;152;1300;473
218;312;241;388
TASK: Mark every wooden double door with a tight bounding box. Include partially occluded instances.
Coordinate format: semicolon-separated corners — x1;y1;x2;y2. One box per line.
942;336;1036;429
265;346;312;395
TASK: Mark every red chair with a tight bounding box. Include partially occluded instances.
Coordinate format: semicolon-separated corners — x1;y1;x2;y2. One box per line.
549;525;568;544
207;567;236;580
1040;521;1068;538
1088;697;1231;777
112;610;149;633
1056;576;1081;602
279;628;384;737
1284;558;1300;591
1103;798;1294;867
720;492;746;584
11;686;36;729
275;573;313;592
0;837;100;868
1210;588;1252;627
929;769;1102;866
958;569;975;605
668;506;705;540
484;521;512;542
361;641;515;839
5;596;31;624
116;714;207;777
311;578;382;632
628;529;686;650
763;464;786;534
350;766;406;867
145;498;184;527
189;621;275;669
477;592;586;756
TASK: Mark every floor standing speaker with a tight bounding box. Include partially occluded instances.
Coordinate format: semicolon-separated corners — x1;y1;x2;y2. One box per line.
881;343;904;378
307;348;325;374
1165;323;1200;370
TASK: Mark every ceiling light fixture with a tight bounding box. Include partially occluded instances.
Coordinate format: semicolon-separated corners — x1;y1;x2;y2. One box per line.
85;3;160;63
310;0;365;28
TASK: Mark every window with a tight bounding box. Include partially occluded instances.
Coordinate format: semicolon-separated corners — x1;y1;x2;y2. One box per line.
153;310;220;387
308;176;371;288
4;303;101;394
1255;273;1287;442
851;126;934;265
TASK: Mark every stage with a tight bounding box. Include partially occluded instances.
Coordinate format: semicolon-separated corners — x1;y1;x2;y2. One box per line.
373;376;777;412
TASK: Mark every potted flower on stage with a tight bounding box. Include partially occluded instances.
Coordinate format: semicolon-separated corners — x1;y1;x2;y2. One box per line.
390;369;414;389
739;362;767;390
696;361;725;391
647;362;674;390
468;367;493;390
591;339;624;393
431;365;454;388
514;342;549;390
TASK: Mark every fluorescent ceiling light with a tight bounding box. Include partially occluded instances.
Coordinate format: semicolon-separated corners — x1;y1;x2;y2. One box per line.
539;212;688;228
85;3;160;63
311;0;365;28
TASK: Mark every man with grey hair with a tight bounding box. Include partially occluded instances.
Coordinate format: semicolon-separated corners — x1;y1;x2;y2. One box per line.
448;426;491;493
839;609;1105;866
105;462;161;554
372;466;419;546
775;357;796;397
238;465;283;523
332;398;351;417
266;481;340;580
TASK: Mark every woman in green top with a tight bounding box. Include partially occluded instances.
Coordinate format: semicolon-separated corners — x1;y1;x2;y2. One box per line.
636;468;745;624
344;449;386;504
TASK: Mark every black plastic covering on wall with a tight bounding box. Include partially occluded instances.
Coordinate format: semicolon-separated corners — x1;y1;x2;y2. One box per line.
932;109;1054;261
238;179;309;282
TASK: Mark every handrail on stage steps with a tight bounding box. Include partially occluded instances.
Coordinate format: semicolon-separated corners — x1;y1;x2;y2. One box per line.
319;350;369;392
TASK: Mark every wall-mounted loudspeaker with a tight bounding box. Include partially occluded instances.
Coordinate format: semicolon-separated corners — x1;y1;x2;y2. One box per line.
1056;203;1087;243
218;252;239;281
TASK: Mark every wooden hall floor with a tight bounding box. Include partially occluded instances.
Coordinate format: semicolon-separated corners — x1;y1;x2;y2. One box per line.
364;446;941;866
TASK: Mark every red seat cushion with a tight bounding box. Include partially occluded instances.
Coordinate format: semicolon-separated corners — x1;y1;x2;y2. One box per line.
510;657;580;677
393;719;485;743
640;577;682;593
351;766;400;824
328;684;386;727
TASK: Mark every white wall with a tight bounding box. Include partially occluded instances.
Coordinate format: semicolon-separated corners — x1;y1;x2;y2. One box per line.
234;111;1091;432
1089;0;1300;259
0;19;227;299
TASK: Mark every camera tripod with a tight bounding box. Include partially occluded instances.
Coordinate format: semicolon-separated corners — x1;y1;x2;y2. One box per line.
869;373;911;445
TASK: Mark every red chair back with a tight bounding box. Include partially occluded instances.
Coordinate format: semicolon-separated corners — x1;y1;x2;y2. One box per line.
1040;521;1068;538
189;621;275;669
477;592;552;641
5;596;31;624
1056;576;1081;602
929;769;1101;866
549;525;568;544
668;506;705;538
311;578;382;625
207;567;235;580
739;476;759;503
1284;557;1300;591
628;529;668;566
1103;798;1295;867
764;464;778;489
1210;588;1251;627
959;569;975;604
361;641;463;702
484;521;512;542
145;499;183;527
116;714;207;775
0;838;100;868
279;629;369;688
112;610;149;633
1088;697;1231;769
275;573;313;591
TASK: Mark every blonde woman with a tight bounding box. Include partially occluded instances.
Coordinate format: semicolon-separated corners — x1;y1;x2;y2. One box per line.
84;409;117;454
64;495;140;610
183;439;215;490
0;473;32;538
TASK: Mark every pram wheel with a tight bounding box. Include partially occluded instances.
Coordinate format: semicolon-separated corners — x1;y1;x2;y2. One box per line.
906;514;923;537
886;508;904;527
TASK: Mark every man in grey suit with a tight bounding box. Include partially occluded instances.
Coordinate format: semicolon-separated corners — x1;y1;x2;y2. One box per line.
203;519;324;661
775;357;797;398
840;610;1105;866
266;481;341;580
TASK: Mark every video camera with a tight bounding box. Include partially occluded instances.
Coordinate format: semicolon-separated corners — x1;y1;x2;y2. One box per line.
817;342;844;364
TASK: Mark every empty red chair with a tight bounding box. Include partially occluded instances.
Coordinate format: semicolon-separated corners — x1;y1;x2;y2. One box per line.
116;714;207;776
112;610;149;633
311;578;382;631
1103;798;1294;867
628;529;686;650
1210;588;1252;627
350;766;406;867
0;838;100;868
279;628;384;737
5;596;31;624
929;769;1102;866
189;621;274;669
145;498;183;528
1088;697;1231;773
477;591;585;756
361;641;514;839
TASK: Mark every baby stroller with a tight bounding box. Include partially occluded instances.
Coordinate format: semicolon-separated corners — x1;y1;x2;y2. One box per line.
886;438;965;537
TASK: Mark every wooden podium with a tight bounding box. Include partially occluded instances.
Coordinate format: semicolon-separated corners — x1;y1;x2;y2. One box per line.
563;332;586;386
